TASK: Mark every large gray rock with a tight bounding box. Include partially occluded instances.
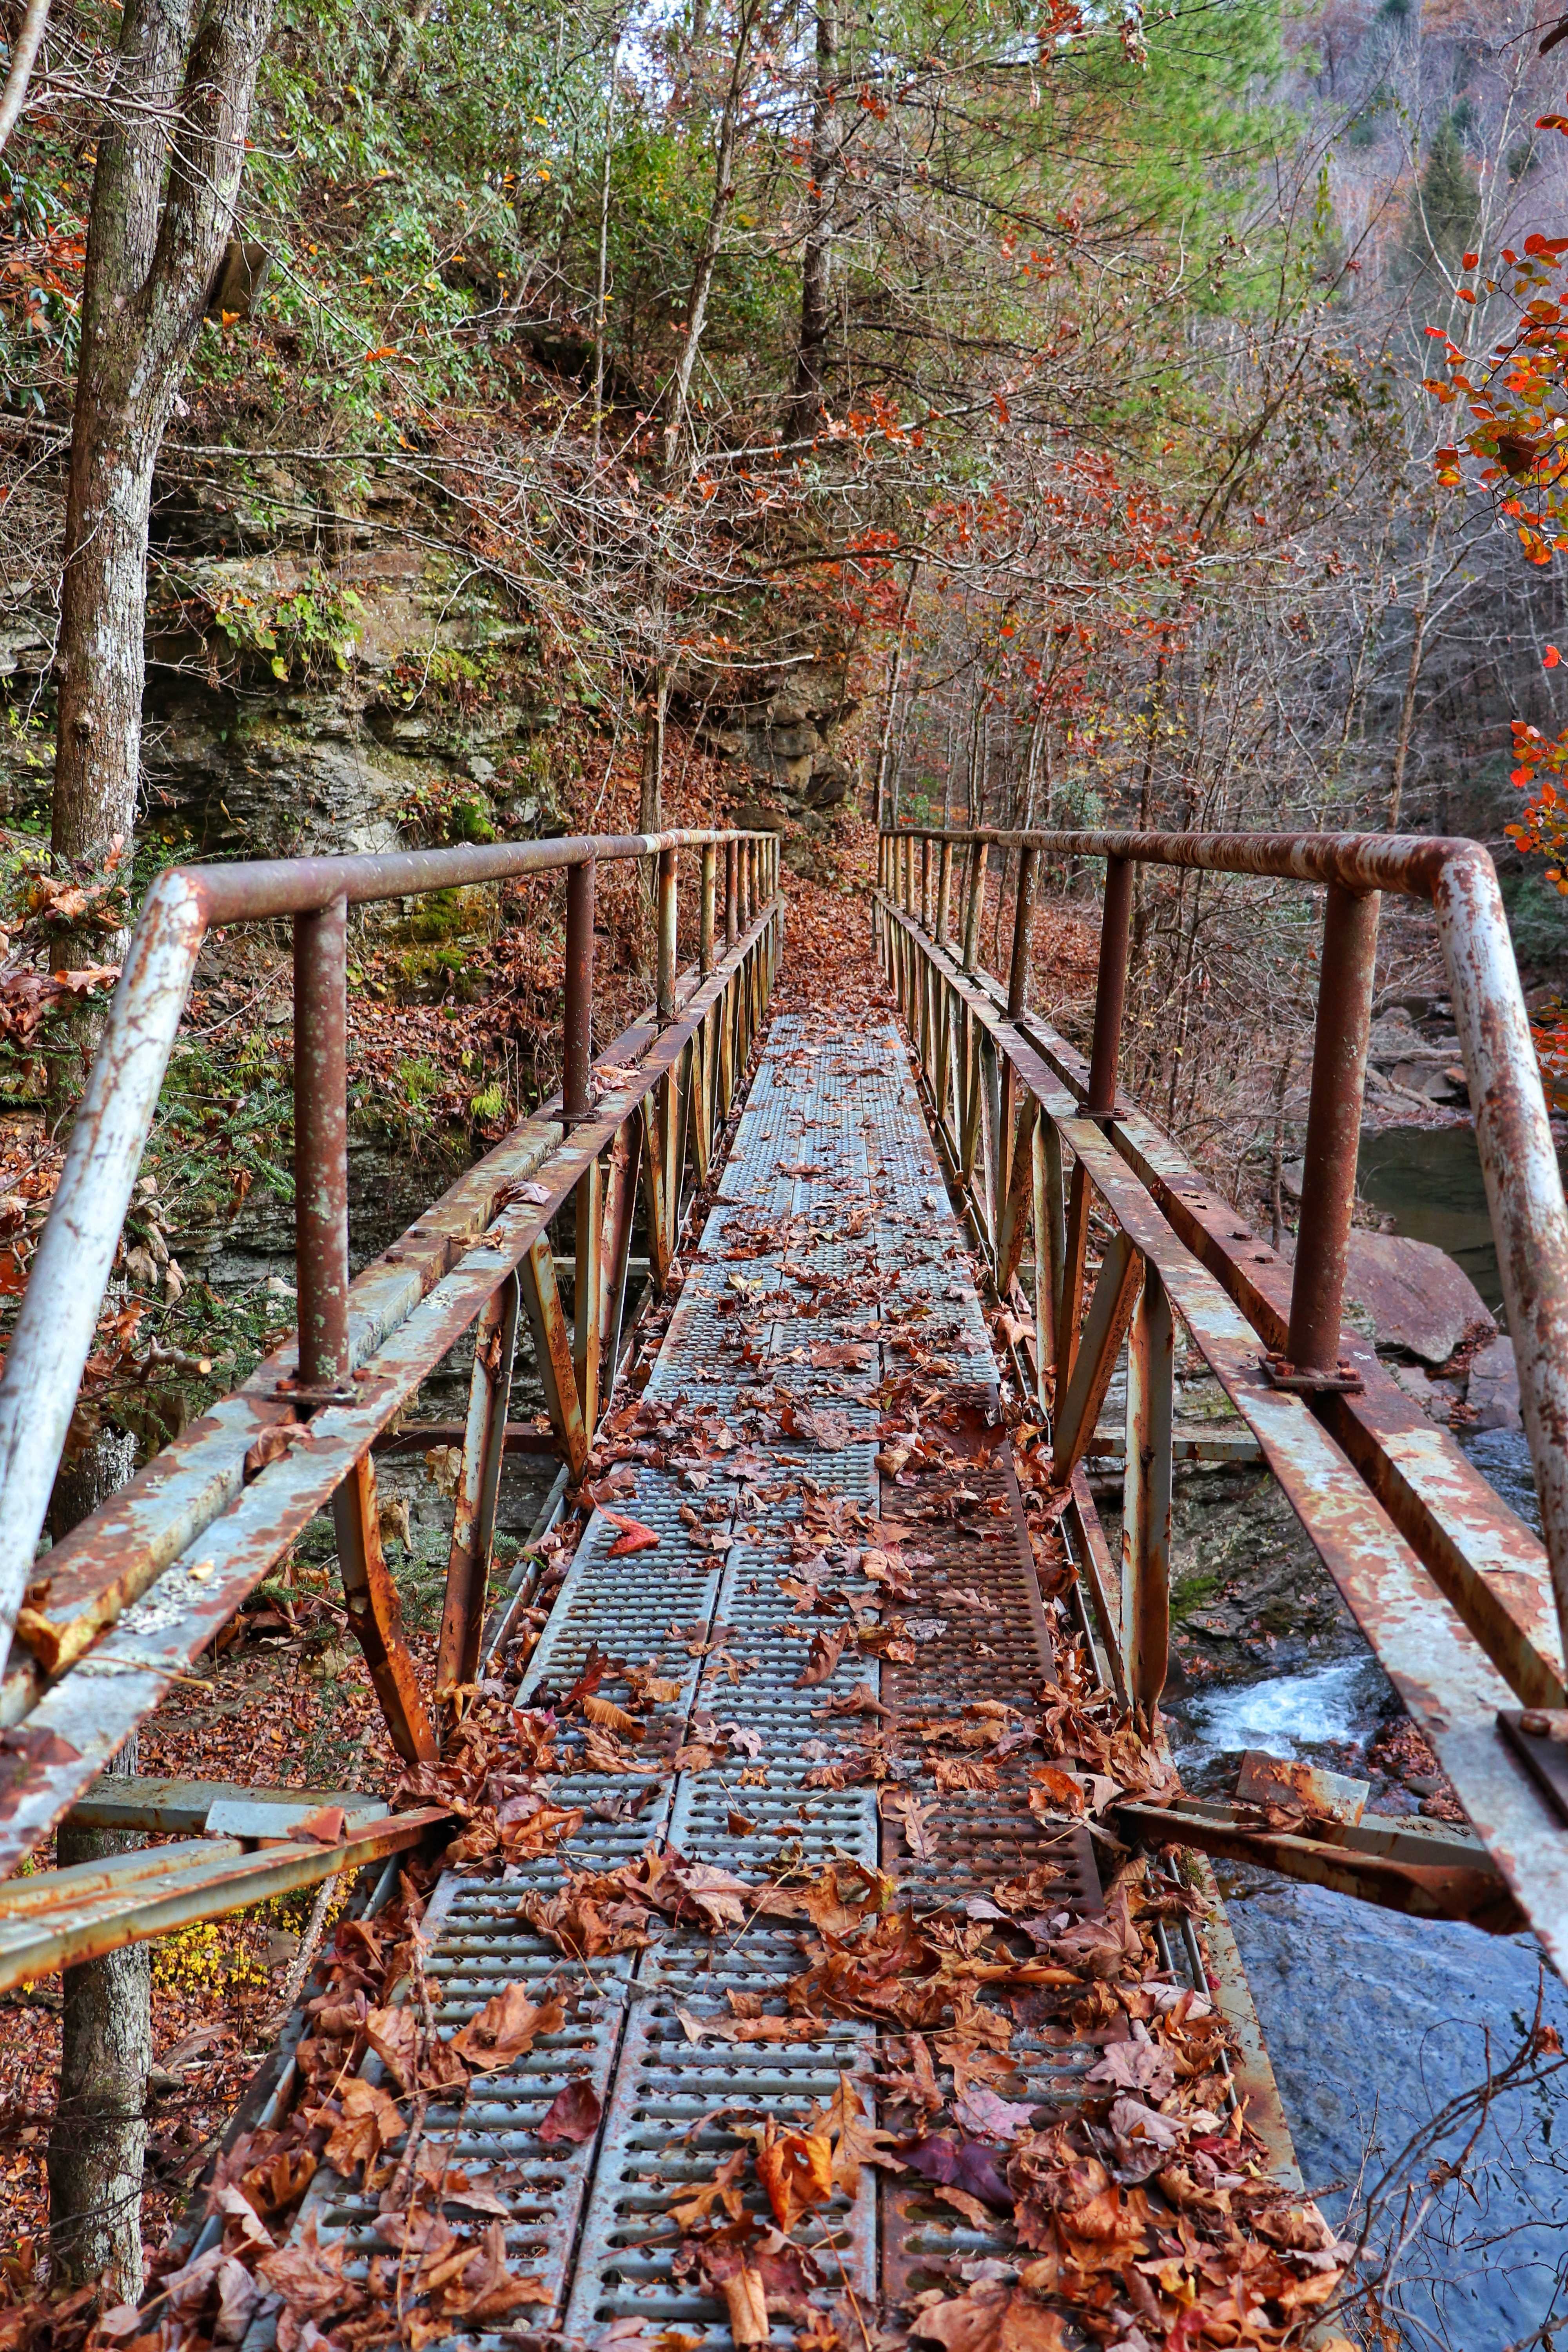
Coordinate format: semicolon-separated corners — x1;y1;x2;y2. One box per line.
1343;1230;1495;1365
1466;1334;1522;1432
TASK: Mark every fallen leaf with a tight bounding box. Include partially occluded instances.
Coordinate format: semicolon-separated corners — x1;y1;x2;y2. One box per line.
603;1511;661;1556
537;2078;604;2146
795;1624;850;1688
913;2287;1070;2352
755;2117;835;2230
450;1983;566;2071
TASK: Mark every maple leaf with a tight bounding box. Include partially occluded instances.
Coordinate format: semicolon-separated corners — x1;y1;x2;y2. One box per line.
321;2077;405;2178
811;2073;898;2193
450;1982;566;2071
755;2116;835;2230
913;2287;1071;2352
666;2145;750;2229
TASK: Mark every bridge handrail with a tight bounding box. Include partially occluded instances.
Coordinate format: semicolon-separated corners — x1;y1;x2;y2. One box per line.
879;825;1568;1656
0;827;777;1659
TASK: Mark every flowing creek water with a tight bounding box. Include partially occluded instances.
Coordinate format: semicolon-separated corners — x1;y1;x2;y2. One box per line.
1157;1123;1568;2349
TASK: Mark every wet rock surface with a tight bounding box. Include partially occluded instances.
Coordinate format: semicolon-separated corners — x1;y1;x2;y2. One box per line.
1222;1873;1568;2352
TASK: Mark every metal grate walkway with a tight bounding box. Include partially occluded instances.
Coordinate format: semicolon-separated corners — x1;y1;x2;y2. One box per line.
247;1007;1198;2348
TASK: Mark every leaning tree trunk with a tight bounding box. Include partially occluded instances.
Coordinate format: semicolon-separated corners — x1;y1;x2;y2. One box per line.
49;0;275;911
46;1744;148;2298
51;408;164;884
42;0;275;2283
786;0;837;441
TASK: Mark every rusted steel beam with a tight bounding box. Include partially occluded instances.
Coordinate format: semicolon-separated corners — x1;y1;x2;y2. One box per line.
1123;1258;1174;1713
961;842;985;973
518;1235;591;1482
66;1775;383;1835
700;843;716;976
1283;882;1380;1379
438;1271;520;1697
573;1158;604;1436
1066;1466;1128;1707
0;1807;446;1991
995;1090;1038;1299
563;858;596;1122
657;846;678;1024
1035;1113;1065;1381
1006;843;1039;1020
597;1123;643;1408
1052;1231;1143;1484
334;1454;437;1762
1116;1797;1523;1933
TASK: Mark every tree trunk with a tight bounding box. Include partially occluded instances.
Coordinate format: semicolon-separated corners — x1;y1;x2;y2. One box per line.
50;0;275;911
51;411;162;884
661;0;758;475
46;1425;146;2298
787;0;837;440
47;1740;149;2299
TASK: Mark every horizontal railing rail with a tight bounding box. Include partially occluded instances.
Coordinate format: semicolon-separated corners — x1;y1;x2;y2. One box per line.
877;824;1568;1968
0;826;780;1880
880;824;1568;1639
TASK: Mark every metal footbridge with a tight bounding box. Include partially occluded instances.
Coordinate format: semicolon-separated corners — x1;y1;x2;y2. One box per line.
1;820;1567;2340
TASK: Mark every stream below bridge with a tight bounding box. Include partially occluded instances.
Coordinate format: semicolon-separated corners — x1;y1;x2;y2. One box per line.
1162;1121;1568;2352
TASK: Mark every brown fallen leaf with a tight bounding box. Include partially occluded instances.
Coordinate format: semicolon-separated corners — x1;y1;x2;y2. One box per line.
450;1983;566;2071
321;2076;404;2178
666;2145;749;2229
795;1623;850;1688
584;1692;645;1740
537;2077;604;2146
674;2006;832;2047
755;2117;835;2231
912;2287;1070;2352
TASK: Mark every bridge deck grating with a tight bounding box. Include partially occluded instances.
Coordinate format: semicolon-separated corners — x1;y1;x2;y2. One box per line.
242;1008;1241;2352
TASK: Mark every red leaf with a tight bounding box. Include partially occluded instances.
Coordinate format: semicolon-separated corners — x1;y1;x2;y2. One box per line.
602;1511;660;1556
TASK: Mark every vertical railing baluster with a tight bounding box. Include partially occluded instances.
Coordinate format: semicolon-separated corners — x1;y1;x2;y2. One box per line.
293;896;350;1394
564;858;595;1121
1283;883;1381;1379
700;844;717;976
657;847;678;1024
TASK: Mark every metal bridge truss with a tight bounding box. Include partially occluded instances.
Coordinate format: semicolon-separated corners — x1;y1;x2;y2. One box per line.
878;824;1568;1969
0;829;780;1979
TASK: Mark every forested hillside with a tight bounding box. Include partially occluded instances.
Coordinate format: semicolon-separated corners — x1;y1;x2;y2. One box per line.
2;0;1566;1162
5;0;1568;2316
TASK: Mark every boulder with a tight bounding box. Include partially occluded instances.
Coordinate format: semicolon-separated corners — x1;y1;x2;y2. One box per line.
1466;1334;1522;1432
1342;1231;1495;1365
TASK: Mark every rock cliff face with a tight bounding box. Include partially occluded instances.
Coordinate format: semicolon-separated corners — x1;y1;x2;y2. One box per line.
0;466;858;854
689;662;857;834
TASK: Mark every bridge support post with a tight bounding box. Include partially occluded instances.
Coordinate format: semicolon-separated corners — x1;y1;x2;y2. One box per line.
1123;1258;1174;1716
293;896;351;1393
700;845;716;975
564;858;595;1120
1284;881;1380;1378
962;841;985;972
656;848;678;1025
1060;854;1132;1377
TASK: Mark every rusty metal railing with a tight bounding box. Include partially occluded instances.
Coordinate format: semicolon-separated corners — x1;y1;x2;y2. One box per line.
0;826;780;1892
878;825;1568;1966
